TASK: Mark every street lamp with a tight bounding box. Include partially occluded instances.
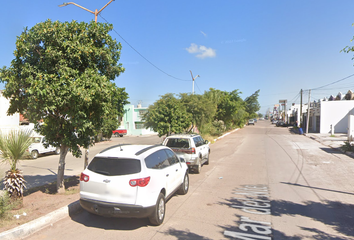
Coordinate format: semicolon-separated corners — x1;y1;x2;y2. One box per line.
59;0;115;23
190;70;200;95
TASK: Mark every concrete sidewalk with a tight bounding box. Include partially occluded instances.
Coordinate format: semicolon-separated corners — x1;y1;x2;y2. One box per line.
305;133;354;157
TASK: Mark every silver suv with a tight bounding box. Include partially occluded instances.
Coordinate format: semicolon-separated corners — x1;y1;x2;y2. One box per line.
162;134;210;174
80;144;189;226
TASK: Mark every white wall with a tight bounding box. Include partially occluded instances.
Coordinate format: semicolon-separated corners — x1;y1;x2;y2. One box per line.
320;101;354;133
0;91;19;132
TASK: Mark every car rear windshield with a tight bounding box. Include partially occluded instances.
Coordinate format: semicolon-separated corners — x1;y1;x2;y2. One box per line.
88;157;141;176
165;138;190;148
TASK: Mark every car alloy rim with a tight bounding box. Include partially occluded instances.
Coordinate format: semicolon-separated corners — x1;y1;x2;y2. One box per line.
184;175;189;191
158;198;165;220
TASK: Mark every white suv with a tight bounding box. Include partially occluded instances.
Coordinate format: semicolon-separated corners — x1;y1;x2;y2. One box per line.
80;144;189;226
162;134;210;174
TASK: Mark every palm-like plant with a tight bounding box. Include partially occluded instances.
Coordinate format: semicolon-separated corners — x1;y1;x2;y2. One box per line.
0;129;33;201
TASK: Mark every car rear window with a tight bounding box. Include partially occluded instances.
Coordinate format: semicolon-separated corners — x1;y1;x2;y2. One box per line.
165;138;190;148
88;157;141;176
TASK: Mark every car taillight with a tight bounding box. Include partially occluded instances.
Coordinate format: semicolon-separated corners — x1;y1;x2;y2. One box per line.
80;172;89;182
129;176;150;187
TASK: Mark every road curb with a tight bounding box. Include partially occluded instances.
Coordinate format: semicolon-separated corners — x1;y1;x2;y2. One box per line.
0;200;82;240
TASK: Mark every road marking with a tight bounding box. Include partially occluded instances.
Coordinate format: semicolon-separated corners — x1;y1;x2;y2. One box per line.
224;184;273;239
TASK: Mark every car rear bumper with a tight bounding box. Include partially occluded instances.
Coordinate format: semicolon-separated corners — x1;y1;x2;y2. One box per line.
80;198;155;218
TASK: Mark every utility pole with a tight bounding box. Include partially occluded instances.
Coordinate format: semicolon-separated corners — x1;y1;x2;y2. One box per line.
306;89;311;134
190;70;200;95
59;0;115;23
300;89;303;127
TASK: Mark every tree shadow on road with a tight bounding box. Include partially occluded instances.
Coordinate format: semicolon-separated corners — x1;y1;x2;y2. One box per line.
217;196;354;239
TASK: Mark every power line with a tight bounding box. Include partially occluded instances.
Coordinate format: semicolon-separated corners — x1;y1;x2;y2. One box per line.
99;14;191;82
311;73;354;91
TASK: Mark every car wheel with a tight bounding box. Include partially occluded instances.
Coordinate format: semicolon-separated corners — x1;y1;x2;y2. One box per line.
31;150;39;159
119;134;123;137
177;173;189;195
55;147;60;155
195;157;202;174
149;193;165;226
205;152;210;165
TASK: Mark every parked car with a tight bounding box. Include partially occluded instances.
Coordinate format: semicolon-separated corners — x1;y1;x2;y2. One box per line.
271;119;278;124
79;144;189;226
253;118;258;123
162;134;210;174
248;119;255;125
26;136;60;159
276;121;287;127
112;126;127;137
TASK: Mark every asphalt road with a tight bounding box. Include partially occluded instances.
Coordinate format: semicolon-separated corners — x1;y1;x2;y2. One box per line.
24;121;354;239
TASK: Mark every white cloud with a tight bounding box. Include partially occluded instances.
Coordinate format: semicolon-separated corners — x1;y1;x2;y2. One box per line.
200;31;207;37
186;43;216;59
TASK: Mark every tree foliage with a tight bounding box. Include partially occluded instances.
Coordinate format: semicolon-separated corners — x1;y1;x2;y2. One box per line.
143;87;261;137
179;93;217;132
244;90;260;119
0;20;127;193
143;94;192;137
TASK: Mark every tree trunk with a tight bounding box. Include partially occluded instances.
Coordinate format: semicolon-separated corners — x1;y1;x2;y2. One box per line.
57;144;69;194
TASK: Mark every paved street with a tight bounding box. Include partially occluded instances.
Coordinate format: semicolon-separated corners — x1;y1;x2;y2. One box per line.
21;121;354;239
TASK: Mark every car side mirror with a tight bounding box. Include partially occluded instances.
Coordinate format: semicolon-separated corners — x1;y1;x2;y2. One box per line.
204;140;209;144
179;157;186;163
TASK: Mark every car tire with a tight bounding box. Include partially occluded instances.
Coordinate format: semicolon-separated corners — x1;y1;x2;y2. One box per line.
119;134;123;137
205;152;210;165
31;150;39;159
177;173;189;195
195;157;202;174
55;147;60;155
149;193;165;226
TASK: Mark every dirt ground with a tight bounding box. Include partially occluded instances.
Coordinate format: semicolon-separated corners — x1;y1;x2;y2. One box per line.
0;176;80;232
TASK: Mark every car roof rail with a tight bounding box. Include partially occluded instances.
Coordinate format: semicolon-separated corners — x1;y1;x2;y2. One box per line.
135;145;163;156
99;144;131;154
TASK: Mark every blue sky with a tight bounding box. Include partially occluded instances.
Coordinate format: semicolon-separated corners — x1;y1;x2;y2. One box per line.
1;1;354;115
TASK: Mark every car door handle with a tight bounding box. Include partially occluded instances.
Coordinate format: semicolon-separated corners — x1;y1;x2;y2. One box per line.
166;174;169;177
175;169;178;172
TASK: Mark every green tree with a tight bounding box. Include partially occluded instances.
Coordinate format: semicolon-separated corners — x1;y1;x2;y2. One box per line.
0;129;33;202
207;88;244;128
0;20;126;193
143;94;192;137
179;93;217;133
244;90;261;119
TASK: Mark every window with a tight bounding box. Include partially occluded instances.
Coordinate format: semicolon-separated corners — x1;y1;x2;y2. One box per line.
193;137;202;147
135;122;145;129
88;157;141;176
165;138;190;148
165;149;179;165
145;150;170;169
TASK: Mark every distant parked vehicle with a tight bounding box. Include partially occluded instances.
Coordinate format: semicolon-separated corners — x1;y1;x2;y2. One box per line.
248;119;255;125
276;121;287;127
271;120;278;124
112;127;127;137
162;134;210;174
26;136;60;159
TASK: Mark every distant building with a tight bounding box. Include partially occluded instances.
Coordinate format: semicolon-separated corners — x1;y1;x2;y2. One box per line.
123;104;157;136
0;90;20;133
